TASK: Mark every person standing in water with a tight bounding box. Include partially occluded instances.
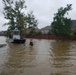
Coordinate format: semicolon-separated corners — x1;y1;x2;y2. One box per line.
29;39;33;46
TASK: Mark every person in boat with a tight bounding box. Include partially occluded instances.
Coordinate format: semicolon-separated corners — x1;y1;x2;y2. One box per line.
29;39;33;46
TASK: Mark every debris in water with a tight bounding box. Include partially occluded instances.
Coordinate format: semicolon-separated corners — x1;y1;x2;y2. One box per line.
0;44;6;48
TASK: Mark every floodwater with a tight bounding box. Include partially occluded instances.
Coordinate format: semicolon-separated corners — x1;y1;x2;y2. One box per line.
0;36;76;75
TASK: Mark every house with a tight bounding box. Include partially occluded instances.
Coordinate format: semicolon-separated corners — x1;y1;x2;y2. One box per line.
41;20;76;35
41;26;51;35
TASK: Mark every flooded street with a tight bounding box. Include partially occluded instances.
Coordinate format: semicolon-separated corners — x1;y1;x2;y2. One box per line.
0;36;76;75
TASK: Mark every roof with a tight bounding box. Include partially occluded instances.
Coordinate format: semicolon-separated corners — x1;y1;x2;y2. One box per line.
41;26;51;30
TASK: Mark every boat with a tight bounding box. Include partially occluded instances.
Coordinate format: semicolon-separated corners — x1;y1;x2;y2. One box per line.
12;38;25;43
8;28;26;43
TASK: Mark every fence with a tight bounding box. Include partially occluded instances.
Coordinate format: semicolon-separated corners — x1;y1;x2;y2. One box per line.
25;35;76;40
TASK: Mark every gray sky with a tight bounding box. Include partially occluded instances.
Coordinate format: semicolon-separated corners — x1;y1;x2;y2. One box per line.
0;0;76;31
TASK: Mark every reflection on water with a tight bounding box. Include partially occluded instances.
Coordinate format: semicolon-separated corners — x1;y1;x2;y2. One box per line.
51;41;71;66
50;41;76;75
0;36;76;75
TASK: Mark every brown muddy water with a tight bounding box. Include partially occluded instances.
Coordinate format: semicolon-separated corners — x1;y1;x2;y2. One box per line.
0;36;76;75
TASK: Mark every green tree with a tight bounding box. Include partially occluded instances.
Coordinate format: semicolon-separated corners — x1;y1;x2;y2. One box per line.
26;12;38;35
2;0;27;34
51;4;72;36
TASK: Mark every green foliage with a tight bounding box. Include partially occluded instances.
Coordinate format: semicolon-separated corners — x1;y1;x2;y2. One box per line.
26;12;38;35
36;30;42;35
3;0;26;32
26;12;38;28
51;4;72;36
2;0;38;36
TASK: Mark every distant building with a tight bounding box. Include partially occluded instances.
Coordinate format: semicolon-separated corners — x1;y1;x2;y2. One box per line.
41;26;51;35
41;20;76;35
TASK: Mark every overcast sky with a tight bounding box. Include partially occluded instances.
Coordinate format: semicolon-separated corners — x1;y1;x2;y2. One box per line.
0;0;76;31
